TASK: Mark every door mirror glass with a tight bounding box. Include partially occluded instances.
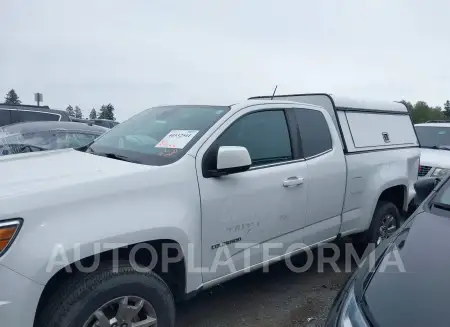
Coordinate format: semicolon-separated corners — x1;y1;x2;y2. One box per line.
207;146;251;177
414;177;440;204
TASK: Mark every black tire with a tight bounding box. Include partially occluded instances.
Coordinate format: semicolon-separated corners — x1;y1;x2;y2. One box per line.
363;201;400;245
37;262;176;327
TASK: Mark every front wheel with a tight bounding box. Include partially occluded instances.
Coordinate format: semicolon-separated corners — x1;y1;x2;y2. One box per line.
38;263;176;327
365;201;401;246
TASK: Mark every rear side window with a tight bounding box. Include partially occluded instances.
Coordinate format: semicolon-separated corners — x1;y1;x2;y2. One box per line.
0;109;12;127
215;110;293;166
294;108;332;158
12;110;60;123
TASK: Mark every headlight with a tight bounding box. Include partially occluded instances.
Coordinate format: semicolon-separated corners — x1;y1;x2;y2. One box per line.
431;167;450;177
338;287;369;327
0;219;22;256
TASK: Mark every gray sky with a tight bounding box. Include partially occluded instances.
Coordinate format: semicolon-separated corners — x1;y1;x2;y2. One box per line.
1;0;449;121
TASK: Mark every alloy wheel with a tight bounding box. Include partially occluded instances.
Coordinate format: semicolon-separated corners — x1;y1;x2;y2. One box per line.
378;213;397;243
82;296;157;327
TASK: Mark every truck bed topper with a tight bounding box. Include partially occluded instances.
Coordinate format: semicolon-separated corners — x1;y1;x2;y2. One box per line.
249;93;419;154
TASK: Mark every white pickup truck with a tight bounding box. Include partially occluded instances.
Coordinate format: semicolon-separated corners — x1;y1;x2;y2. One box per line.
0;94;419;327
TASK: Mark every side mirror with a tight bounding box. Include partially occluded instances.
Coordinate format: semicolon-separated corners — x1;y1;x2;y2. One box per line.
206;146;251;177
414;177;440;204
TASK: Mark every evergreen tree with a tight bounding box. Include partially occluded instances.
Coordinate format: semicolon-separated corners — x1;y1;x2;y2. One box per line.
89;108;97;119
444;100;450;119
66;105;75;117
74;106;83;119
4;89;21;105
98;103;116;120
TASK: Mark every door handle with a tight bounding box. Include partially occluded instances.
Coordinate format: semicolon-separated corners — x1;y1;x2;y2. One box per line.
283;176;304;187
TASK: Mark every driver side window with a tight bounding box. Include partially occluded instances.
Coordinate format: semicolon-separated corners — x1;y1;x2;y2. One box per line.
215;110;293;166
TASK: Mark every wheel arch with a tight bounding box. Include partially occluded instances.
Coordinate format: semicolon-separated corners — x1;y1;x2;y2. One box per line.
375;183;408;215
33;238;188;327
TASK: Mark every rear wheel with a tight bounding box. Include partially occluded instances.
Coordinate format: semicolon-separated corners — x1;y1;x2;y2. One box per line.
38;263;176;327
365;201;400;246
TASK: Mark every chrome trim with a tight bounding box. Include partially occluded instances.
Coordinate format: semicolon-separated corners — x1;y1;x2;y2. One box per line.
248;149;332;171
304;148;333;160
249;158;305;170
0;219;21;228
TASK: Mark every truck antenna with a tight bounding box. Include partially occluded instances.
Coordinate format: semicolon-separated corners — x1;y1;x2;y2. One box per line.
271;85;278;100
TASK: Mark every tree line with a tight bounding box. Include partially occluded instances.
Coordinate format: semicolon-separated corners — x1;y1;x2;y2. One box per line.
5;88;450;124
65;104;115;121
3;89;116;121
400;100;450;123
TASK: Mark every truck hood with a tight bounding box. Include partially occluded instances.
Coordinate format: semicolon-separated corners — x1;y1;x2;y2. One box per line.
363;212;450;326
420;148;450;168
0;148;149;200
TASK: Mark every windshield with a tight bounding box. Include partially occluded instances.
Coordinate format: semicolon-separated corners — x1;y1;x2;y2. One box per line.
87;105;230;166
415;126;450;149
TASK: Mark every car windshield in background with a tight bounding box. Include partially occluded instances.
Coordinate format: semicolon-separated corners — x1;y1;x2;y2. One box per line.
87;105;230;166
416;126;450;149
430;178;450;212
0;130;101;156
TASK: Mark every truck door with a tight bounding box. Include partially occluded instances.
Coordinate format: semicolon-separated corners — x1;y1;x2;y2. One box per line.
292;107;347;245
196;105;308;283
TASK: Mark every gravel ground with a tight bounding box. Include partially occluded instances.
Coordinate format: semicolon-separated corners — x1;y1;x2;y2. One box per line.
177;244;357;327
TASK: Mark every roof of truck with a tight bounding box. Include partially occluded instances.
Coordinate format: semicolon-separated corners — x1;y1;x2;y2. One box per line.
249;93;408;112
329;95;407;112
236;99;324;110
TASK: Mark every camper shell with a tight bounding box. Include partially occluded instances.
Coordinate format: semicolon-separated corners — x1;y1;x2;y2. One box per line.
248;93;419;154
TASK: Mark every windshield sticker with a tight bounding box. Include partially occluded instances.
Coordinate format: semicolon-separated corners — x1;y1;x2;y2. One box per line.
155;130;199;149
158;148;179;157
439;130;447;135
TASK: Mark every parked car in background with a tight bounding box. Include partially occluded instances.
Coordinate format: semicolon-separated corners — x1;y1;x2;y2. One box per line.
0;121;108;156
0;104;71;127
415;122;450;178
90;118;119;128
326;175;448;327
0;95;420;327
70;117;119;128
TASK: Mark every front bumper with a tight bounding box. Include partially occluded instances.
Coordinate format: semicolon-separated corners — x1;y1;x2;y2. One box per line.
0;263;44;327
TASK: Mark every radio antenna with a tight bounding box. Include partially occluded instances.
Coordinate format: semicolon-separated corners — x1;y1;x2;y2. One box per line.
270;85;278;100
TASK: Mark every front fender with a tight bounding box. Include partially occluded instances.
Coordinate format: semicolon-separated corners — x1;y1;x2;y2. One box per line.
0;158;203;294
2;200;200;284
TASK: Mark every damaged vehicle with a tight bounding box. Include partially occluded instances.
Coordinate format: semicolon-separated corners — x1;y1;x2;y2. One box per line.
0;94;419;327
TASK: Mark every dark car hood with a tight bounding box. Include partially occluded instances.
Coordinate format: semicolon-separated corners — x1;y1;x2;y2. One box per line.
364;211;450;326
